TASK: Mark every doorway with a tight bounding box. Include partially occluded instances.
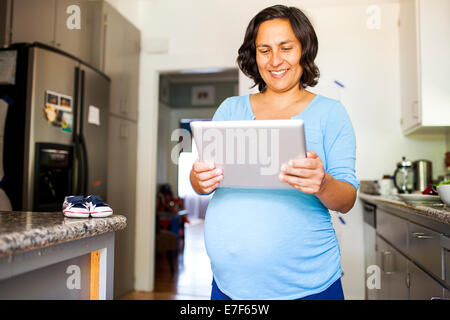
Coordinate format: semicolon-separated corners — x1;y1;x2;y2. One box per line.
153;68;238;299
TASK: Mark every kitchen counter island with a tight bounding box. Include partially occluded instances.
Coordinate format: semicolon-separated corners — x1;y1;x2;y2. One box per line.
0;211;126;299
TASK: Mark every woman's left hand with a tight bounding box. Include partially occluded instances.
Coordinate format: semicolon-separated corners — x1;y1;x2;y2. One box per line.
278;150;326;194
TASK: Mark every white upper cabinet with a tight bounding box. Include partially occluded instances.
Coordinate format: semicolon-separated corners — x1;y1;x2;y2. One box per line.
399;0;450;134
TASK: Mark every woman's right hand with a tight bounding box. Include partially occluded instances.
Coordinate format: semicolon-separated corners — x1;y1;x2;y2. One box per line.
190;159;223;194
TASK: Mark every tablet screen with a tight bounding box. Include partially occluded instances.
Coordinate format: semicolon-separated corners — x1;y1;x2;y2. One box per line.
190;120;306;189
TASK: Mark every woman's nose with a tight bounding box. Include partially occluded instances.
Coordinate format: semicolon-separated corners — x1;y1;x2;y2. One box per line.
270;50;283;67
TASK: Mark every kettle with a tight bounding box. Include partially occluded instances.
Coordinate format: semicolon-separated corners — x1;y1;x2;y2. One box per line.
393;157;415;193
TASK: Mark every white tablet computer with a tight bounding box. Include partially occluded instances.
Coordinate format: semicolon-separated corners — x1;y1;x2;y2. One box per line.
190;119;307;189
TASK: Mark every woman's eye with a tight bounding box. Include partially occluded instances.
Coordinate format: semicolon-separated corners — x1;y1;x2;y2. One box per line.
282;47;293;51
258;49;269;54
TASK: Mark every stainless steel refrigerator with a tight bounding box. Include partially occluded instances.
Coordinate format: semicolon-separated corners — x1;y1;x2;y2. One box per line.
0;42;109;212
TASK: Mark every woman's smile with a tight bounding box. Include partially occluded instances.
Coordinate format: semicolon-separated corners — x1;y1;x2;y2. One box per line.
269;68;289;78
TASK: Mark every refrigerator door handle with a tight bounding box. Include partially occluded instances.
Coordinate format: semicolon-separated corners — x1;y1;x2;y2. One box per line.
79;69;88;196
73;67;80;139
73;67;88;196
74;134;84;195
80;135;88;196
73;67;81;195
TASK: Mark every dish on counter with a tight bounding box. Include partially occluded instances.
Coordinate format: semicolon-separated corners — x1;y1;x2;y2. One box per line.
436;184;450;206
397;194;442;204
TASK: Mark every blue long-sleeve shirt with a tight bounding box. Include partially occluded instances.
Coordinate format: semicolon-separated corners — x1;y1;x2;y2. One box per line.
203;94;359;299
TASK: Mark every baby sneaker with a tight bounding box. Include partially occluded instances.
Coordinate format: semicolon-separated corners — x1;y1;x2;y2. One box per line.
85;195;113;217
63;196;90;218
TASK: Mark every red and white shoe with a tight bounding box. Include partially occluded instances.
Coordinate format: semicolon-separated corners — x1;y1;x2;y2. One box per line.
62;196;90;218
85;195;113;218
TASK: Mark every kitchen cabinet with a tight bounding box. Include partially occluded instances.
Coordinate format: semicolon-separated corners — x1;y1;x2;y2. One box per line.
376;208;408;254
102;3;140;297
123;19;140;121
9;0;141;90
374;205;449;299
11;0;56;46
375;234;447;300
53;0;99;65
107;115;137;298
103;2;140;121
398;0;450;134
11;0;98;65
407;221;442;280
360;195;450;299
408;261;445;300
101;2;140;298
375;235;409;299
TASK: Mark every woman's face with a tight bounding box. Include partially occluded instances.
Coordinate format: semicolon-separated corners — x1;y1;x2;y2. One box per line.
255;18;303;94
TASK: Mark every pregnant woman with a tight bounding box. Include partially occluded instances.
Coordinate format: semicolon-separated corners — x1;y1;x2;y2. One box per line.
190;4;359;300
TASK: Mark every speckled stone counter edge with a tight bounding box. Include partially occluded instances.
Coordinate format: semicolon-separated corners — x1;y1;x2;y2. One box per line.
0;215;127;257
358;192;450;225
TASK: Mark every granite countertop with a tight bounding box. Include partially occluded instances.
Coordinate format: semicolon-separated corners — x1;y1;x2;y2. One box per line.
358;192;450;225
0;211;127;257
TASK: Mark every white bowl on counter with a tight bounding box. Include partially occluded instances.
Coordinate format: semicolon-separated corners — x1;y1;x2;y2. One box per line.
436;185;450;205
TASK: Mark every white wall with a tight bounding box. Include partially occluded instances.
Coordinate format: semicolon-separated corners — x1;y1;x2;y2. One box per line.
108;0;448;296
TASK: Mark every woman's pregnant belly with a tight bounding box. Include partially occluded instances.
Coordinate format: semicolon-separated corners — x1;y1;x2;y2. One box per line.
204;188;338;278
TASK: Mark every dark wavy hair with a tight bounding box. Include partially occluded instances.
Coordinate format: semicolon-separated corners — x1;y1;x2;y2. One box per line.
237;5;320;92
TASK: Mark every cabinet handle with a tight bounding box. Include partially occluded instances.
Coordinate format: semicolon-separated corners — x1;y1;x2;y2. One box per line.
120;98;128;114
120;124;129;139
411;100;419;119
411;232;433;239
381;250;394;274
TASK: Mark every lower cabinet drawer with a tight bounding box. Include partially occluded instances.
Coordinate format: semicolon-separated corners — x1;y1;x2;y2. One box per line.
409;261;445;300
375;235;409;300
377;209;408;253
408;221;443;280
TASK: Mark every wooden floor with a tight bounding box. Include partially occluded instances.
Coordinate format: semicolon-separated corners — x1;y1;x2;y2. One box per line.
121;218;212;300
